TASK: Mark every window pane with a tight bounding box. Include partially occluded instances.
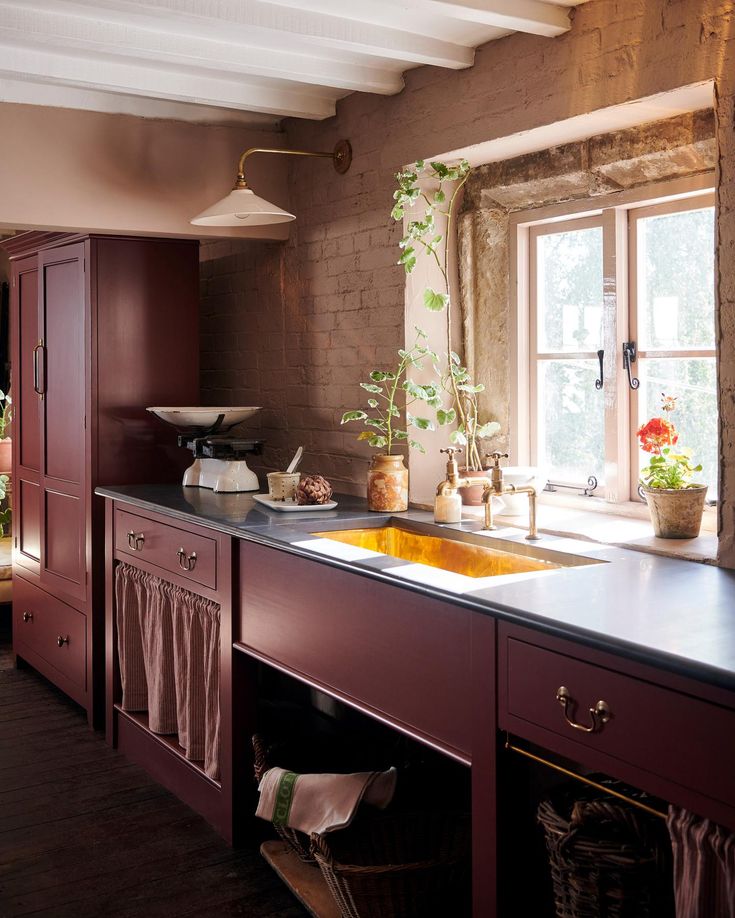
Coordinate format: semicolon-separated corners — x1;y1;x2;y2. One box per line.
637;358;717;496
636;206;715;350
537;226;603;352
537;360;605;486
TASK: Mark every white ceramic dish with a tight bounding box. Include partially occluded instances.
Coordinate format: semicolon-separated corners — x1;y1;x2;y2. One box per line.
253;493;338;512
147;406;261;430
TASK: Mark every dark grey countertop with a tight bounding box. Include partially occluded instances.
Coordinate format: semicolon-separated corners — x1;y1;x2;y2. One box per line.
96;484;735;693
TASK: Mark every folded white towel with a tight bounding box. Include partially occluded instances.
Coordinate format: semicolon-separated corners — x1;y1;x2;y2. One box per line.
256;766;398;835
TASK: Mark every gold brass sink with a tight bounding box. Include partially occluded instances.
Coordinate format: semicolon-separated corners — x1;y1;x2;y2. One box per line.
312;523;601;579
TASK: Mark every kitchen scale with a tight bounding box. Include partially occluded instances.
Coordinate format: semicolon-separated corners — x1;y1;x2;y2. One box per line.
147;407;263;492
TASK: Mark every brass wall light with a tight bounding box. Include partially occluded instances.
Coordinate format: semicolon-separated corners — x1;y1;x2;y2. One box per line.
191;139;352;226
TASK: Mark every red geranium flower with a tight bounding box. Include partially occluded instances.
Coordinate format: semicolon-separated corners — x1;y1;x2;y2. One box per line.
637;417;678;454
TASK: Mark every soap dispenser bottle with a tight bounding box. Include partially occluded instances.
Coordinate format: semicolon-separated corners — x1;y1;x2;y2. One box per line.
434;447;463;524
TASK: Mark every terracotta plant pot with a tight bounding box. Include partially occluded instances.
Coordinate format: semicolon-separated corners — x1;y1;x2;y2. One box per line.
367;454;408;512
641;484;708;539
0;439;11;475
459;468;491;506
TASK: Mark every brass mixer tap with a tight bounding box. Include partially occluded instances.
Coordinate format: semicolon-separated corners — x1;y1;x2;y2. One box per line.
435;447;495;529
483;451;540;541
434;448;540;539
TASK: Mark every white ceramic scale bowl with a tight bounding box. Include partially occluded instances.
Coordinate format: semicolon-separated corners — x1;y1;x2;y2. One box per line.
147;407;261;430
147;406;262;493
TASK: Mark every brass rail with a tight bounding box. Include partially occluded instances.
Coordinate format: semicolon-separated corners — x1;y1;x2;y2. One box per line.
504;734;668;821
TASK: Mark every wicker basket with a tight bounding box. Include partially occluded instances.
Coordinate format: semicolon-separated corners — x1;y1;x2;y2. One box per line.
537;779;674;918
311;811;471;918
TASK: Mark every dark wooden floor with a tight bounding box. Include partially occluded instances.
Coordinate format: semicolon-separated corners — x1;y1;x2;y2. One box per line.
0;609;307;918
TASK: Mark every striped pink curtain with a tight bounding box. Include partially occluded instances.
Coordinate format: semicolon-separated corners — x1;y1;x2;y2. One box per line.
114;563;221;781
115;564;148;712
139;575;178;734
668;806;735;917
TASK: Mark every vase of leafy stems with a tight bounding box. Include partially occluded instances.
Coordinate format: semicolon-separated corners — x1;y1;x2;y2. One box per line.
341;329;440;511
0;389;12;475
392;159;501;501
637;394;707;538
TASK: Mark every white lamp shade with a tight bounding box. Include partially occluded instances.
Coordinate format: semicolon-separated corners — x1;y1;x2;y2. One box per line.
190;187;295;226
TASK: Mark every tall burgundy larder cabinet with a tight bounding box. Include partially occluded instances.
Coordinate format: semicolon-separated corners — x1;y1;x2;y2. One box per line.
4;232;200;726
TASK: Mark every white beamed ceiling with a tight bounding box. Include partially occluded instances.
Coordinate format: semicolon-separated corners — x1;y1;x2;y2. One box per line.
0;0;586;125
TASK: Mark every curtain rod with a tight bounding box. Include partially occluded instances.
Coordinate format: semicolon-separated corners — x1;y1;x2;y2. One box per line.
504;735;668;821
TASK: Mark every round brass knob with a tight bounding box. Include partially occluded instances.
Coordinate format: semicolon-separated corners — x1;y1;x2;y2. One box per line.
22;611;33;623
57;635;69;647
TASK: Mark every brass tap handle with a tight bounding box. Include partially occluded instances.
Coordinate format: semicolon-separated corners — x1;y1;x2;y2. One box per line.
556;686;611;734
440;447;462;457
486;451;509;469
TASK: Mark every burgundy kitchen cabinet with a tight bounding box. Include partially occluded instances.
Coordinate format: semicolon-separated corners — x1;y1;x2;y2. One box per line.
236;540;497;915
105;501;244;843
498;622;735;832
5;232;199;725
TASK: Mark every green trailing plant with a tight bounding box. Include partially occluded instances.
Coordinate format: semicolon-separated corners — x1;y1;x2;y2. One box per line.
392;159;500;471
0;390;12;440
340;328;440;455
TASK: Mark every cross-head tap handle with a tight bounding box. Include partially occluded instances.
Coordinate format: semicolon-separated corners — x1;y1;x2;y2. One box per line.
487;451;509;469
440;447;462;457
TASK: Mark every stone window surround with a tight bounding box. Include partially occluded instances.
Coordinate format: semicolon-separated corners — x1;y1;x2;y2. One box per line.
454;109;717;526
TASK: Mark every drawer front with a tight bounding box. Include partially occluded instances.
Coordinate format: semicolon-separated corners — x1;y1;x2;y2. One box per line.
239;542;474;761
501;632;735;811
115;508;217;590
13;576;87;689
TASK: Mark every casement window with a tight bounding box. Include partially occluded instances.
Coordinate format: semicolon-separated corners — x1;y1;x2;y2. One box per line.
515;180;717;503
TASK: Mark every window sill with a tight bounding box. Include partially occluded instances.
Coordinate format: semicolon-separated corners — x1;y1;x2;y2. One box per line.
461;497;717;564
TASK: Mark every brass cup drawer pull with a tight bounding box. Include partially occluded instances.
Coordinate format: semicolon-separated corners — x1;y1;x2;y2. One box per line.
556;685;611;734
22;611;33;623
127;530;145;551
177;548;197;572
57;635;69;648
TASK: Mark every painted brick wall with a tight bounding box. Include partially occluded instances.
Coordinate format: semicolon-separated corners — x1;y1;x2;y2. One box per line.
201;0;735;562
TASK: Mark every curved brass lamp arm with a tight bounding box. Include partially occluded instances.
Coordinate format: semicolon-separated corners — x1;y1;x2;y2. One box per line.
234;140;352;188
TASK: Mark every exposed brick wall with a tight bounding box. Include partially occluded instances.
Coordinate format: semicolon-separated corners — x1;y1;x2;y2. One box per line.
201;0;735;561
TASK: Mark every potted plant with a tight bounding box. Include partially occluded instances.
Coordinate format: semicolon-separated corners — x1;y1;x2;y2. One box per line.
0;473;10;537
637;394;707;538
393;159;501;502
341;328;439;511
0;389;11;475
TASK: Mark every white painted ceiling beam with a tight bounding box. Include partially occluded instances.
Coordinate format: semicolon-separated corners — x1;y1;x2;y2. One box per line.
265;0;569;40
0;5;403;95
262;0;508;44
0;75;280;126
21;0;475;69
0;43;335;118
414;0;572;36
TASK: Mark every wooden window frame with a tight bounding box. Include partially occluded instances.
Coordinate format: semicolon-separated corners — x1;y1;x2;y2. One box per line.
511;174;716;506
627;192;717;498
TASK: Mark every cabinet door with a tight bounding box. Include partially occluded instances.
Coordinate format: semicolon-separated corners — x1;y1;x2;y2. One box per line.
11;256;42;574
38;244;88;603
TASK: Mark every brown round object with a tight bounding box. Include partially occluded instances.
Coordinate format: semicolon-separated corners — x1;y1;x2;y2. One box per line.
296;474;333;505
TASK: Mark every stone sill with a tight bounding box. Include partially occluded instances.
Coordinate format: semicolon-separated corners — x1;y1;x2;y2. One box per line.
459;498;718;565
